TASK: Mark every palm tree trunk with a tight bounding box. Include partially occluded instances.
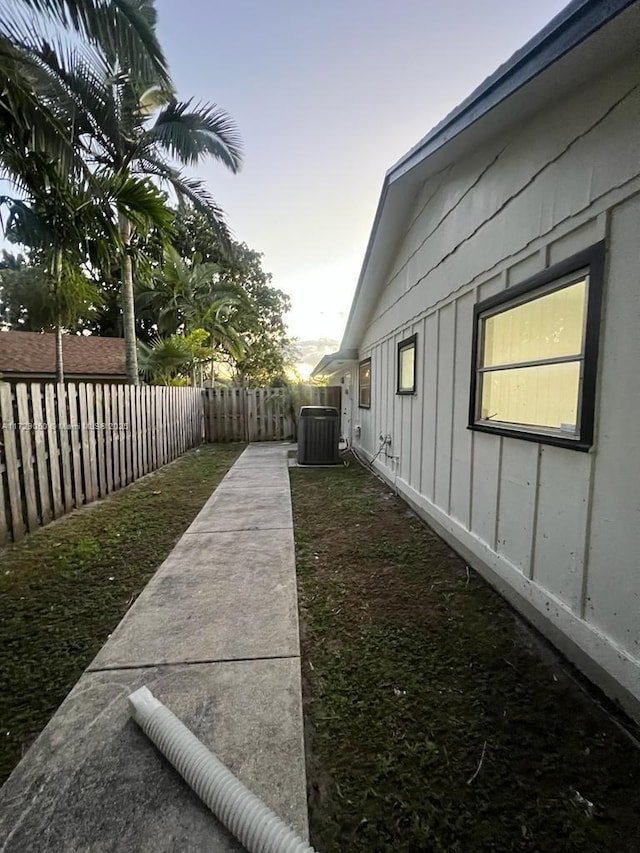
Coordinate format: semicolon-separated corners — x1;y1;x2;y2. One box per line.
55;325;64;384
119;212;139;385
51;249;65;384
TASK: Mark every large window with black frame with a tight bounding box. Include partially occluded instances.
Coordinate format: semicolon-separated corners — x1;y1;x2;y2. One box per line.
469;243;604;450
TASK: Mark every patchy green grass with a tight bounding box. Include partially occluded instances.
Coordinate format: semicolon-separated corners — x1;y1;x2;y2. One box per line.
290;457;640;853
0;443;244;785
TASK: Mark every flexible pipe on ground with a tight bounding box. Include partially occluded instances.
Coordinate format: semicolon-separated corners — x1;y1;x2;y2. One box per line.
128;686;315;853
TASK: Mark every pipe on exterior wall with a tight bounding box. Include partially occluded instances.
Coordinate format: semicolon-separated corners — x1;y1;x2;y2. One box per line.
128;686;315;853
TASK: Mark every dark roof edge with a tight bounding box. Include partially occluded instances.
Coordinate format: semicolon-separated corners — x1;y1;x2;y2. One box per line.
387;0;636;182
339;0;634;352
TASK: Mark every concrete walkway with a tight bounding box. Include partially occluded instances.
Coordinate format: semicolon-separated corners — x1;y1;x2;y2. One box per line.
0;445;308;852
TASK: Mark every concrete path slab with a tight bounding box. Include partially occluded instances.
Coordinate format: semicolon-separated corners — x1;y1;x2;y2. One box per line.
187;490;292;533
0;659;307;853
89;529;300;669
0;444;308;852
220;462;290;481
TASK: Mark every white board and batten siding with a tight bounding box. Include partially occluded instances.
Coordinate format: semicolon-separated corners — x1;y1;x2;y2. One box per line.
350;54;640;717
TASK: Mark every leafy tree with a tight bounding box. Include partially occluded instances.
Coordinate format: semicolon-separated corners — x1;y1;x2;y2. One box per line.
0;253;47;330
1;149;171;380
0;254;100;334
137;328;213;386
136;246;247;336
168;209;293;386
1;0;242;383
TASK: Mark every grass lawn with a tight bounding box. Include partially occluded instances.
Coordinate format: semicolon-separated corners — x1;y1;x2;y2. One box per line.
0;443;244;785
290;456;640;853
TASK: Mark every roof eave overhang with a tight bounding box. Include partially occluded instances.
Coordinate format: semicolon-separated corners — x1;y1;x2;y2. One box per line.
311;349;358;379
339;0;637;354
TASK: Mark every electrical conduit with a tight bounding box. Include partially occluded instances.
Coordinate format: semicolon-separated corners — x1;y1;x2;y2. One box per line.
128;686;315;853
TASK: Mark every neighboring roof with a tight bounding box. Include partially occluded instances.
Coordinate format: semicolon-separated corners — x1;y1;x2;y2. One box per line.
317;0;638;370
0;331;126;377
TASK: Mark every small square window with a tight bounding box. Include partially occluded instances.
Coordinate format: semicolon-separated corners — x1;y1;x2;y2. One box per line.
469;242;604;450
358;358;371;408
397;334;417;394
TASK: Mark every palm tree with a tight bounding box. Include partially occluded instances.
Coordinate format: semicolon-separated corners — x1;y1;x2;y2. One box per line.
90;88;242;383
34;55;243;383
1;0;242;384
137;246;248;384
137;246;248;335
1;1;170;183
1;160;172;380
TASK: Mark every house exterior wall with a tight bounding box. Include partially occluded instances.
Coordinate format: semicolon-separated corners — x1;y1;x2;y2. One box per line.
352;55;640;716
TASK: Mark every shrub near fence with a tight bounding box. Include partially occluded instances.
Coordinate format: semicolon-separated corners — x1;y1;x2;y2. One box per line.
0;382;203;545
203;385;341;443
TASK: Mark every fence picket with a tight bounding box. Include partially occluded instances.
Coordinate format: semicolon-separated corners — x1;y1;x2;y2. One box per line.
0;450;7;546
125;386;134;484
170;387;177;460
56;384;74;511
136;385;144;475
95;384;107;498
103;385;113;493
87;385;100;499
15;384;39;530
0;383;24;540
67;384;83;507
78;384;93;502
117;386;126;487
140;386;148;475
44;384;64;517
31;384;52;525
162;386;168;463
111;385;121;488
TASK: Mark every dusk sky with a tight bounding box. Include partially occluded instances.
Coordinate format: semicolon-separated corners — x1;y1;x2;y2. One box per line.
155;0;569;347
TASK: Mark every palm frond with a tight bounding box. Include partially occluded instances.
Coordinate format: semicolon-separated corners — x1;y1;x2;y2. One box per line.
5;0;171;87
144;98;242;171
138;159;232;251
97;171;175;235
0;38;79;171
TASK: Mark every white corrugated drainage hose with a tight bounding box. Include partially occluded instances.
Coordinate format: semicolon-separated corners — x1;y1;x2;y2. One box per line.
128;686;316;853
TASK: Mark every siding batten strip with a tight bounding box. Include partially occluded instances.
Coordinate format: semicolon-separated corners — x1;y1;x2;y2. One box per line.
468;431;475;531
432;309;440;500
492;438;504;552
447;300;459;516
528;444;543;581
578;452;598;620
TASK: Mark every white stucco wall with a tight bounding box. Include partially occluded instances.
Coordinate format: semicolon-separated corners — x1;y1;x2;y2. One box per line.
352;55;640;715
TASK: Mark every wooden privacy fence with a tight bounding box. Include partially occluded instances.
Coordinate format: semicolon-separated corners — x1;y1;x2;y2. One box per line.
0;382;203;545
204;386;341;442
